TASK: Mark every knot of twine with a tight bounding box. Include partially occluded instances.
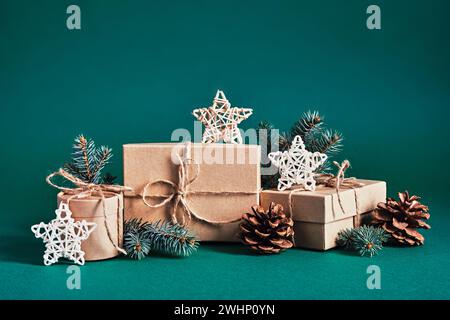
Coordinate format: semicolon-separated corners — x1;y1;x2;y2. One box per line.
46;169;133;255
315;160;364;190
142;153;257;226
288;160;364;227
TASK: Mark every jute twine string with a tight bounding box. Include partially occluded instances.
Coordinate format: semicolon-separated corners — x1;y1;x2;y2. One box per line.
288;160;364;227
142;147;258;226
46;169;133;255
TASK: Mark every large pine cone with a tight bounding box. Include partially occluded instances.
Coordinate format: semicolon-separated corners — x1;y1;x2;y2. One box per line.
371;191;430;246
240;202;294;254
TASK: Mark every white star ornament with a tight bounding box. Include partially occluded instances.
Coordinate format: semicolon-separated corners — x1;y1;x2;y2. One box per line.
192;90;253;144
31;202;96;266
268;135;327;191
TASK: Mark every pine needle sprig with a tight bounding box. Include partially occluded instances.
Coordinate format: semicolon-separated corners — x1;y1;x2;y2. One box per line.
123;219;199;259
123;218;151;260
92;145;113;183
124;218;149;235
309;129;343;172
144;221;199;257
336;228;354;249
337;226;390;257
310;129;343;155
124;230;152;260
102;172;117;185
64;134;113;184
289;110;323;143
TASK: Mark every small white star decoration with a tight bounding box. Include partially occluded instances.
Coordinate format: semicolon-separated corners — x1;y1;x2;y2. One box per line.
268;135;328;191
192;90;253;144
31;202;96;266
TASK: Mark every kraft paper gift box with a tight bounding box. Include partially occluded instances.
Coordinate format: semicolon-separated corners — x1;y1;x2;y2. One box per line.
57;192;124;260
260;180;386;250
123;143;261;242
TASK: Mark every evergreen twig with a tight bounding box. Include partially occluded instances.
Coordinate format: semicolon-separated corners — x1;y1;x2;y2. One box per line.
103;172;117;185
289;110;323;142
144;221;199;257
337;225;390;257
64;134;113;184
124;219;199;259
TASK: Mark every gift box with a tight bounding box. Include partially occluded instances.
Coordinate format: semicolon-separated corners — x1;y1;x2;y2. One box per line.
57;192;124;260
123;143;261;241
260;179;386;250
293;213;371;250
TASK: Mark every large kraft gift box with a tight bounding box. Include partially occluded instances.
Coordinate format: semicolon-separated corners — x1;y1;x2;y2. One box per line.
123;143;261;241
260;179;386;250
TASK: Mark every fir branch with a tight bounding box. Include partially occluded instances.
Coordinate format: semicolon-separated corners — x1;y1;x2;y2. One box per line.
123;219;199;259
257;120;273;132
144;221;199;257
310;129;343;155
92;146;113;183
289;110;323;142
124;218;149;235
123;219;152;260
310;129;343;173
124;229;152;260
336;228;354;249
337;226;390;257
64;134;113;184
102;172;117;185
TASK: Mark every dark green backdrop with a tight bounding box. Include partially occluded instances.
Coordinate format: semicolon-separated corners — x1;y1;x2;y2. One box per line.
1;0;449;299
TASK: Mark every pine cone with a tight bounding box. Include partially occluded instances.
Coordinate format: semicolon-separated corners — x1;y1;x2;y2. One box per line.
371;191;430;246
240;202;294;254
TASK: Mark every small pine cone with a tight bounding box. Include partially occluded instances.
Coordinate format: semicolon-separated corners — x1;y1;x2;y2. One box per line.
240;202;294;254
370;191;430;246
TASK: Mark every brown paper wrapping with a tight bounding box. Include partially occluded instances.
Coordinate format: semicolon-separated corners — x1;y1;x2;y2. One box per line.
260;179;386;250
261;180;386;223
57;192;123;260
123;143;261;242
294;213;371;250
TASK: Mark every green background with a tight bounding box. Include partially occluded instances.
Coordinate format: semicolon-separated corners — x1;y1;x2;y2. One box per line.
1;0;449;299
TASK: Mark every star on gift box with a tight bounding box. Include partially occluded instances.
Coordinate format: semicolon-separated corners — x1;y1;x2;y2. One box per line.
31;202;96;266
268;135;328;191
192;90;253;144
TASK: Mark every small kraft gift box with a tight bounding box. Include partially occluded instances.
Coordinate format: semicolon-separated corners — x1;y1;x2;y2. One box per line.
47;170;129;260
123;142;261;241
260;178;386;250
56;192;124;261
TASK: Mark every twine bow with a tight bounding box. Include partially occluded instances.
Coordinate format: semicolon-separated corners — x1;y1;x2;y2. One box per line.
46;169;133;255
315;160;364;190
142;153;257;226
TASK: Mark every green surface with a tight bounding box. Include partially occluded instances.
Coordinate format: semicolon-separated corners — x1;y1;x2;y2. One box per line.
1;0;450;299
2;202;450;299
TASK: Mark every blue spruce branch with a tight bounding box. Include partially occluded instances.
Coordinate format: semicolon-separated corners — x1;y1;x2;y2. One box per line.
64;134;112;184
337;225;390;257
124;219;199;259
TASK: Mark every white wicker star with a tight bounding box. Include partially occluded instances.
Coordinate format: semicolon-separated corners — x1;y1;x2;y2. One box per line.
192;90;253;144
31;202;96;266
268;135;328;191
